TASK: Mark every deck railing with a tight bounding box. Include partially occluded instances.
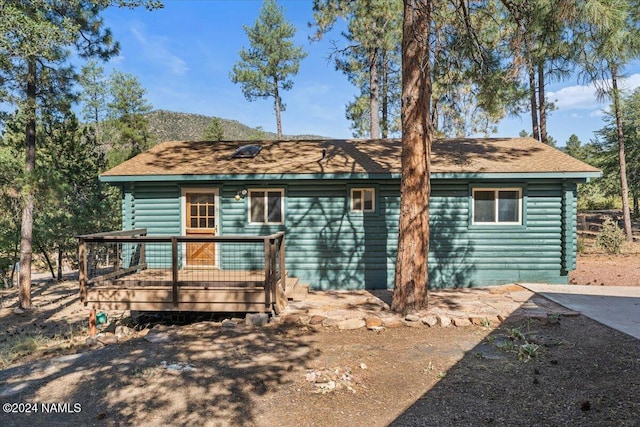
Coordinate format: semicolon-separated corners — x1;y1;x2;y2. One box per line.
77;229;286;313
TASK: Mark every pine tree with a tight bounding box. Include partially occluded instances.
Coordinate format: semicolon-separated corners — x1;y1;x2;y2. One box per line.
203;118;225;141
565;134;584;159
577;0;640;241
230;0;307;139
78;59;109;148
107;70;154;165
0;0;160;309
393;0;530;311
312;0;402;138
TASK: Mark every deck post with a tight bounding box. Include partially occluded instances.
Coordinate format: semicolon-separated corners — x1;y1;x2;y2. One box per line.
279;233;285;284
171;237;178;307
114;241;120;272
88;308;96;337
139;238;146;270
79;238;87;302
271;238;278;309
264;238;271;311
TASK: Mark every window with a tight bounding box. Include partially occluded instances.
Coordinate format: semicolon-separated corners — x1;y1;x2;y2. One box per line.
249;189;284;224
351;188;375;212
187;193;216;229
472;188;522;225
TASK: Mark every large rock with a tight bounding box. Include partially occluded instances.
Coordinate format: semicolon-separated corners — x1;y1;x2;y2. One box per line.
221;319;237;328
97;333;118;345
245;313;270;327
421;315;438;327
338;318;366;330
382;317;403;328
281;314;302;325
437;315;452;327
309;315;327;325
452;317;472;327
145;330;173;343
404;319;423;328
322;318;342;328
365;316;383;330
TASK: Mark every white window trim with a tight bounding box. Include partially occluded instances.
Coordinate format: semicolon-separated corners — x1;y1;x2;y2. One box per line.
248;188;285;225
472;188;522;225
351;188;376;213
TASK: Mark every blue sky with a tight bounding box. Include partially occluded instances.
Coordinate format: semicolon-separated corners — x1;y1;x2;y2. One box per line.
100;0;640;147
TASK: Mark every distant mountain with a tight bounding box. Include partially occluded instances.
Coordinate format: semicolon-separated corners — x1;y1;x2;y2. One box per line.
146;110;325;142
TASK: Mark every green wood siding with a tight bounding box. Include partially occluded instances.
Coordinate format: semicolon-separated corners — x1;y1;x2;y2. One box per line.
121;183;181;269
561;182;578;272
120;178;580;289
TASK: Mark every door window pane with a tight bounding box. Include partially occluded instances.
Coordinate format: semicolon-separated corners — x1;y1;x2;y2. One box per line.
186;192;216;230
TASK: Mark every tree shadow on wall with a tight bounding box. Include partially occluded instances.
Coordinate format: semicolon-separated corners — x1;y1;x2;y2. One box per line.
428;194;475;290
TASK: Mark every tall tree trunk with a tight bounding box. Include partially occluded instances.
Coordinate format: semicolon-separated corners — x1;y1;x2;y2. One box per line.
57;247;63;280
611;66;633;241
537;62;548;144
392;0;431;314
633;190;639;218
369;48;381;138
10;244;19;287
381;51;389;138
19;59;36;310
273;78;283;139
528;62;540;140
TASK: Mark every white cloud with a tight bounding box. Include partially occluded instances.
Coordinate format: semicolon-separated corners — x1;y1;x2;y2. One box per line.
589;109;606;118
109;54;125;66
130;23;189;76
548;73;640;110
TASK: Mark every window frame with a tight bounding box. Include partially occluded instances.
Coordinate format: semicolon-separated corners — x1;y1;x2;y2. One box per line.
248;188;285;225
350;188;376;213
471;187;523;226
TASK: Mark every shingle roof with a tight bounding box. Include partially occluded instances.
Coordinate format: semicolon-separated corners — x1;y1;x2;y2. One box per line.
101;137;601;177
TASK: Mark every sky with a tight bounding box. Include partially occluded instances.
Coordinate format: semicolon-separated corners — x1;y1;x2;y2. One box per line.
99;0;640;147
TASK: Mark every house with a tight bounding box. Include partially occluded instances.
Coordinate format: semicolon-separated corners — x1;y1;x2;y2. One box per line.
99;137;601;291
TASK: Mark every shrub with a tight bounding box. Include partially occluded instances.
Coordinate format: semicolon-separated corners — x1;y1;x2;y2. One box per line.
596;218;626;254
576;236;586;254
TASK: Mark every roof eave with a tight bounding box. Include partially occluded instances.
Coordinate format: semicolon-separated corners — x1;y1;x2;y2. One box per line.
100;170;602;183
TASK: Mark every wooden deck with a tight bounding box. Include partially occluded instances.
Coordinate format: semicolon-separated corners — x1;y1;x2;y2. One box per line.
79;230;288;314
97;268;267;288
85;269;276;311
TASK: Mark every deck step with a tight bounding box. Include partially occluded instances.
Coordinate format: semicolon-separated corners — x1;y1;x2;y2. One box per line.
284;277;309;301
284;277;299;297
290;283;309;302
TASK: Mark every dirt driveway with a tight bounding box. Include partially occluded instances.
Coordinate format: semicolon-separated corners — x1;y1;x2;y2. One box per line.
0;314;639;426
1;250;640;426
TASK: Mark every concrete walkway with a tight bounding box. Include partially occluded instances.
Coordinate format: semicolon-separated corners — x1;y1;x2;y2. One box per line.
521;284;640;340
